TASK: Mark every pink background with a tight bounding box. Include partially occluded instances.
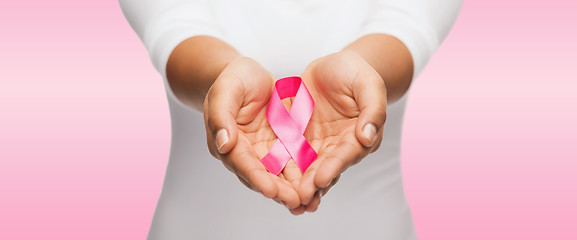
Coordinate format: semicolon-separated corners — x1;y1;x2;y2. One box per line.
1;1;575;239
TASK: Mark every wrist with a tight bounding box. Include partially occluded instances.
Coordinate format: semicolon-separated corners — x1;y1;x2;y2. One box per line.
344;34;413;102
166;36;241;110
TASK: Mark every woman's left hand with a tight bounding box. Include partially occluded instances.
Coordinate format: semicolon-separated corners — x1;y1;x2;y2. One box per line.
287;50;389;212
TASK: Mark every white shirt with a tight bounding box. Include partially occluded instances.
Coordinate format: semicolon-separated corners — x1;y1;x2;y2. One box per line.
119;0;461;239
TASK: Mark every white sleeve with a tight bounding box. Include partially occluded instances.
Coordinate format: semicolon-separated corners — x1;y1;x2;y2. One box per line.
358;0;463;78
118;0;224;78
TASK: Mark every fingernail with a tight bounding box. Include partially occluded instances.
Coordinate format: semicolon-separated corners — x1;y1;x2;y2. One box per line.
216;129;229;153
362;123;377;146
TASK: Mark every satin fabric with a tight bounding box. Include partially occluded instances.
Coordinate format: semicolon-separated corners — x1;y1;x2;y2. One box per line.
260;77;316;174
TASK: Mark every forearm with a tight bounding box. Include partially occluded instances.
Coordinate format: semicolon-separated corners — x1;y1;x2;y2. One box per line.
166;36;241;110
344;34;414;103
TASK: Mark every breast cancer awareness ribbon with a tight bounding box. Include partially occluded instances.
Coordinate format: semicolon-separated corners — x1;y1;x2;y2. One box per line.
260;76;317;175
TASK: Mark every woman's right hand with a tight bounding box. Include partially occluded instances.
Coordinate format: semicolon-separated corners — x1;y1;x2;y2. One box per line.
203;57;303;211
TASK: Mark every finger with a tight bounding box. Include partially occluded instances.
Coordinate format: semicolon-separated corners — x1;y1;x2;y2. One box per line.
312;174;340;212
319;174;341;197
320;174;341;197
290;205;306;215
281;159;303;189
297;141;343;205
237;175;252;189
272;198;282;204
304;173;340;213
271;174;302;209
370;126;384;153
305;191;321;212
352;70;387;148
298;157;322;205
225;147;300;208
237;173;299;210
205;78;243;155
222;143;275;195
314;140;365;191
224;138;300;209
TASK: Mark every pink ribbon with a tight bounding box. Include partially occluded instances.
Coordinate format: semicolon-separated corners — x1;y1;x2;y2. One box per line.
260;76;317;175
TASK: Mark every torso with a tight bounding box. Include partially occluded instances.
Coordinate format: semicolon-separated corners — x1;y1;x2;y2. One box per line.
149;1;416;239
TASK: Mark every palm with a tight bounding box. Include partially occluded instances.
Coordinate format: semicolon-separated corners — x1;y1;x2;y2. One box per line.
230;72;362;214
204;57;305;210
302;54;367;178
294;52;387;210
235;94;308;192
304;71;362;164
235;103;277;165
206;54;385;214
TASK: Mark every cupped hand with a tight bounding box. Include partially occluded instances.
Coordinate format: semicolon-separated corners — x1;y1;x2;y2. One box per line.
203;52;388;215
294;50;389;212
203;57;303;211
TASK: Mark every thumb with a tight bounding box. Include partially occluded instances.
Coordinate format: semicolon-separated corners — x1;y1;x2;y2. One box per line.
205;80;242;155
353;70;387;148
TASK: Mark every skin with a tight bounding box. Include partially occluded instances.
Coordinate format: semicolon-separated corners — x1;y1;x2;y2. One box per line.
165;34;413;214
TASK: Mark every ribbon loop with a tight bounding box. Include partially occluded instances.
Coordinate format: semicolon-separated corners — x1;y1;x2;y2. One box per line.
260;76;317;175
